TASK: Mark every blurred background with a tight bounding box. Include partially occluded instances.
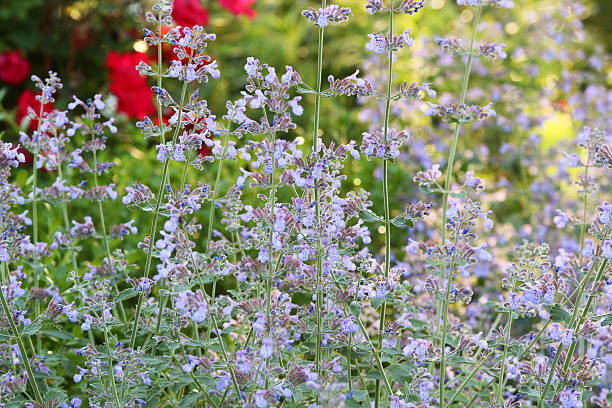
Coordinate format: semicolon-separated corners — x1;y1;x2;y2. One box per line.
0;0;610;274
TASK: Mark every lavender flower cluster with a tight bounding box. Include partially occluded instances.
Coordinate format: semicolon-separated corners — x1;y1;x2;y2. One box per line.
0;1;611;408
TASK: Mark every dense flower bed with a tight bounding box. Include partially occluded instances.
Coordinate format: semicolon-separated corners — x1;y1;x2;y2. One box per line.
0;1;611;408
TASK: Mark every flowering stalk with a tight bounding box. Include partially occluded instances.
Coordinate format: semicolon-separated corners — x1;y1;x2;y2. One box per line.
560;257;608;370
201;130;231;350
0;263;43;404
496;280;515;403
311;0;327;384
375;1;394;407
101;312;121;408
538;254;607;406
88;122;127;326
440;4;483;247
130;80;189;349
436;4;482;401
439;220;461;407
31;101;44;352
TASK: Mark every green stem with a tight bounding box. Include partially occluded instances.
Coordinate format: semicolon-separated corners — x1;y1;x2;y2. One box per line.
312;0;327;388
439;229;460;408
57;165;80;276
375;2;394;406
538;258;607;406
436;3;482;348
561;258;608;372
446;354;489;407
0;263;43;403
496;311;513;403
32;101;44;353
89;126;127;326
202;130;231;354
130;80;190;349
101;313;121;408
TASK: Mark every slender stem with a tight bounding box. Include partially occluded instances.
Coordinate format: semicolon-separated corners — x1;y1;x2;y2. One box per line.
439;228;460;408
578;159;590;254
0;264;43;403
537;343;563;407
355;318;393;395
496;311;513;403
57;165;80;276
130;80;190;349
32;101;44;352
538;258;607;406
101;313;121;408
436;3;482;348
202;130;231;352
312;0;327;387
262;107;277;320
156;16;165;146
561;258;608;372
446;354;489;407
375;2;394;406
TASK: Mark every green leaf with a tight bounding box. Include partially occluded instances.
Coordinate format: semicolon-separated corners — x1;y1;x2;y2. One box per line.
595;313;612;326
359;209;384;224
5;397;26;408
370;297;385;310
20;321;42;336
449;190;466;198
549;304;570;323
115;288;139;303
351;389;369;402
387;365;412;384
419;184;443;195
390;214;414;228
349;302;361;318
42;329;74;341
518;386;540;398
178;393;200;408
43;388;68;404
296;84;316;95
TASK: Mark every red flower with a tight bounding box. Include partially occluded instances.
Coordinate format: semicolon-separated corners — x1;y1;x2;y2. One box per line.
16;89;54;131
218;0;256;18
105;51;156;119
172;0;210;27
0;50;31;85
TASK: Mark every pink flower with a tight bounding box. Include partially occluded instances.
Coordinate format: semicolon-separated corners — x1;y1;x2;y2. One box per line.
218;0;256;18
0;50;30;85
172;0;210;27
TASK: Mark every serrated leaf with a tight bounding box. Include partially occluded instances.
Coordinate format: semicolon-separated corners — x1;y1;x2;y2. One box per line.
387;365;412;384
20;321;41;336
296;84;316;95
518;386;540;398
449;190;466;198
178;393;200;408
5;396;26;408
595;313;612;326
350;389;369;402
43;388;68;404
549;304;570;323
42;329;74;341
390;214;414;228
359;209;384;223
349;302;361;318
370;297;384;310
419;184;443;195
115;288;139;303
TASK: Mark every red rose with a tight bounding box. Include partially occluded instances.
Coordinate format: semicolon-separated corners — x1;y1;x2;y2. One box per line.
105;51;156;119
0;50;30;85
172;0;210;27
218;0;256;18
16;89;54;131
